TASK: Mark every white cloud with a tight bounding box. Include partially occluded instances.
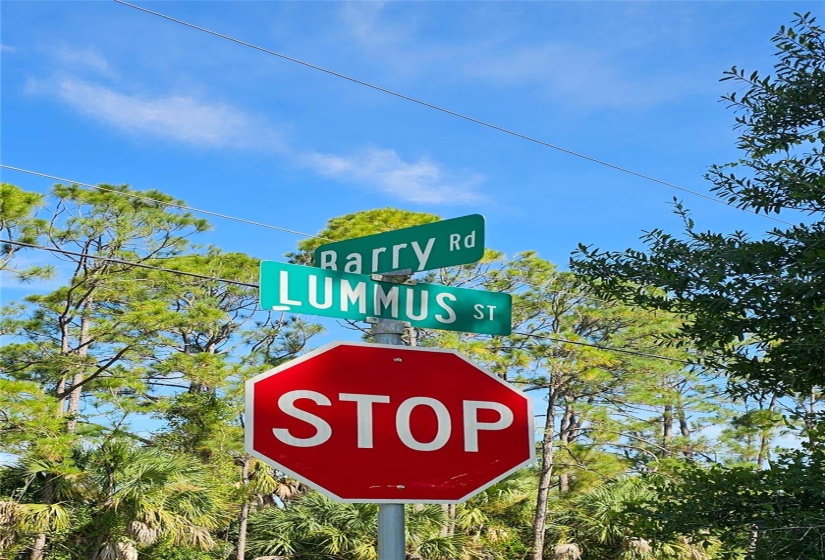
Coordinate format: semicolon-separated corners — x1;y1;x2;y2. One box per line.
340;1;390;45
46;77;283;149
336;4;707;110
29;73;484;205
339;0;421;57
52;46;113;76
1;44;16;52
464;42;691;109
304;147;485;204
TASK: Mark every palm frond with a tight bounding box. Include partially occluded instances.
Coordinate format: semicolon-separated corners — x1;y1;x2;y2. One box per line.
15;502;71;532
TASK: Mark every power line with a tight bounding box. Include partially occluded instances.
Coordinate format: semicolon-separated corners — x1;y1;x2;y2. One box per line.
2;238;692;365
112;0;793;227
511;331;692;365
2;164;632;309
1;239;257;288
0;165;328;241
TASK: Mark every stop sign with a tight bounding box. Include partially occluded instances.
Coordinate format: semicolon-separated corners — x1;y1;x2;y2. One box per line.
245;341;534;503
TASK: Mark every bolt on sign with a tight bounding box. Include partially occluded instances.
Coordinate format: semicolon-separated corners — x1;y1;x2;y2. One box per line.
313;214;485;274
260;261;511;336
245;342;535;503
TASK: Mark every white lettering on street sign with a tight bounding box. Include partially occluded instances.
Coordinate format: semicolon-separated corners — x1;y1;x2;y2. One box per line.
260;261;512;335
270;390;515;453
314;214;485;274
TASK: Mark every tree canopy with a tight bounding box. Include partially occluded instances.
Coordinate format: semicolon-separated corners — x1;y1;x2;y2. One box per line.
3;11;825;560
572;12;825;559
572;12;825;397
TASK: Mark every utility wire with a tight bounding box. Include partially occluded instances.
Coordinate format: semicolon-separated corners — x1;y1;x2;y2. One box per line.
3;164;632;309
511;331;692;365
2;238;692;365
113;0;793;227
0;165;328;241
1;239;257;288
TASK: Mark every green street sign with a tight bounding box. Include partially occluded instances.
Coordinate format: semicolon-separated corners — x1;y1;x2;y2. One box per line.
260;261;511;335
313;214;485;274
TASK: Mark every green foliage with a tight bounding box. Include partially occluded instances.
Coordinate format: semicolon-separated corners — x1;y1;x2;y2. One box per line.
0;182;48;275
571;13;825;396
629;449;825;560
570;13;825;560
455;470;537;559
714;13;825;208
0;182;326;560
289;207;441;264
1;440;233;559
246;492;378;559
416;247;710;560
140;543;231;560
81;441;233;557
1;183;214;440
158;391;238;460
546;477;726;560
2;176;807;560
0;378;67;452
247;491;475;560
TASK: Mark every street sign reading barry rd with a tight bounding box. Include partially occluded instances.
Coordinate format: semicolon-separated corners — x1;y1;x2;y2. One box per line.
260;261;511;335
245;342;535;503
313;214;485;275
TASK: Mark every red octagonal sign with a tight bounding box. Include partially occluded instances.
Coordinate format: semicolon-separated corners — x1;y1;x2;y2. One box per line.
245;341;534;503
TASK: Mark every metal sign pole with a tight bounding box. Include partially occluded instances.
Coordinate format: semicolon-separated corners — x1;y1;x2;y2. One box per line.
372;272;409;560
378;501;405;560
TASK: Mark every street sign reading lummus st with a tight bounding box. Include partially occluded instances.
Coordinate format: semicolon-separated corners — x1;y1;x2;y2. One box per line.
313;214;485;274
260;261;511;336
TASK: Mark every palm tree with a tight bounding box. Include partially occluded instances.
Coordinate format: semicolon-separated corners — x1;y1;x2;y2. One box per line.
0;448;85;559
407;504;472;560
247;491;474;560
77;441;232;560
235;456;304;560
0;497;73;557
454;470;536;559
545;477;720;560
246;492;377;560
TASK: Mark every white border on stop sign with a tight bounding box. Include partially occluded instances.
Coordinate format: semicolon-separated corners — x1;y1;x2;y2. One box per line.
243;340;536;504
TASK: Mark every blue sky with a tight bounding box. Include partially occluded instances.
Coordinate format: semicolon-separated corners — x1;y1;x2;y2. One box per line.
1;1;814;290
2;1;816;461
